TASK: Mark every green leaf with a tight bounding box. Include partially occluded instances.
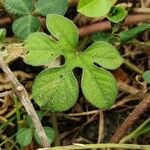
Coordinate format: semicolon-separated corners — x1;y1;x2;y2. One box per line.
46;14;79;49
25;15;122;112
32;67;79;112
0;29;6;43
77;0;113;17
143;71;150;84
5;0;33;16
81;66;117;109
119;23;150;43
13;15;40;40
16;128;33;147
25;32;61;66
35;0;68;17
107;6;127;23
34;127;55;145
82;41;123;70
91;31;119;45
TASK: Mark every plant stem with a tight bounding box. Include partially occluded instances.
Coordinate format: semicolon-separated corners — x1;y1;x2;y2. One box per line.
51;113;60;146
79;14;150;36
37;143;150;150
123;59;144;75
119;117;150;144
0;57;50;148
110;96;150;143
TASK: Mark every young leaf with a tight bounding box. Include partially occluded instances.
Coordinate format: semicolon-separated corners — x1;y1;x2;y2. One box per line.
81;66;117;109
46;14;79;49
13;15;40;40
25;32;61;66
32;67;79;112
25;14;122;111
5;0;33;16
119;23;150;43
35;0;68;17
0;29;6;43
107;6;127;23
16;128;33;147
82;41;123;70
34;127;55;145
77;0;113;17
143;71;150;84
91;31;118;45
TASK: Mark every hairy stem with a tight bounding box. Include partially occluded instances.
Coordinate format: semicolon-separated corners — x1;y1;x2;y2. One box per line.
110;96;150;143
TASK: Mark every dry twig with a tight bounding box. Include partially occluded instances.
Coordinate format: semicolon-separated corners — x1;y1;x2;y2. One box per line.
0;57;50;148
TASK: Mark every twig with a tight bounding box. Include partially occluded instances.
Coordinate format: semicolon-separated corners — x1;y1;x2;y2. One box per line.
79;14;150;36
0;57;50;148
37;143;150;150
97;110;104;143
0;17;11;26
133;8;150;14
0;91;12;97
51;113;60;146
119;117;150;144
110;96;150;143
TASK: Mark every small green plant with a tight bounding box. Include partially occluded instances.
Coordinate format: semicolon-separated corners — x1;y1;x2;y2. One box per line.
143;71;150;84
77;0;127;23
16;115;55;147
92;23;150;44
5;0;68;39
107;6;127;23
24;14;122;112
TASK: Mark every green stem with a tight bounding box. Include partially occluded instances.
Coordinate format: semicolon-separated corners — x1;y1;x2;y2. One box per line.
120;117;150;144
50;143;150;150
51;113;60;146
123;59;144;75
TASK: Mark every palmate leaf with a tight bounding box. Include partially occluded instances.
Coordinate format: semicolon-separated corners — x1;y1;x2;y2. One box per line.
13;15;40;40
35;0;68;17
25;14;122;112
5;0;33;16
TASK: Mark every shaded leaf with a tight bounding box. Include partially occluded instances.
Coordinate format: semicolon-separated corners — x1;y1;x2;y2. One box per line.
107;6;127;23
5;0;33;16
0;29;6;43
77;0;112;17
32;67;79;112
13;15;40;40
143;71;150;84
91;31;119;45
16;128;33;147
34;127;55;145
35;0;68;16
